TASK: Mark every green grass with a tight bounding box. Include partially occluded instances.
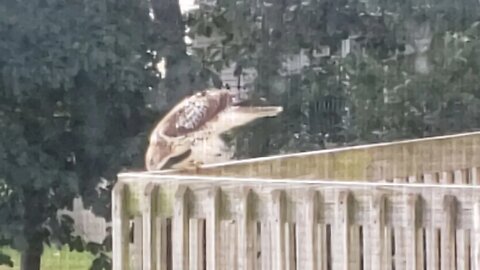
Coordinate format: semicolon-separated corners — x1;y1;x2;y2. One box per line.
0;246;95;270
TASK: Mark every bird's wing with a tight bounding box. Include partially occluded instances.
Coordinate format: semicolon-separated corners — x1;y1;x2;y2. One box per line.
155;89;234;138
169;135;234;170
208;105;283;135
167;105;282;170
146;89;234;171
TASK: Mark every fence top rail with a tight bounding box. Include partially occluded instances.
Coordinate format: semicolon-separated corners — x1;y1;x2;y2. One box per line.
115;174;480;229
156;130;480;172
120;130;480;181
117;173;480;191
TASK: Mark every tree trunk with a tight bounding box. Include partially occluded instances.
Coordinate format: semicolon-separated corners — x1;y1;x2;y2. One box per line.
21;192;45;270
20;244;42;270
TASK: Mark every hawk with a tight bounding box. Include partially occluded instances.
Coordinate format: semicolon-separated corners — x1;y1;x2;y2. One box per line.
145;89;283;171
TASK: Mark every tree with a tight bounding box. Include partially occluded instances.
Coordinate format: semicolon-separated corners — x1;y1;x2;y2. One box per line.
3;0;480;268
0;0;174;268
186;0;480;158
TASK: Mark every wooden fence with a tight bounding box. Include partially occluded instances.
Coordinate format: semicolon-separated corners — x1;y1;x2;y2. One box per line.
113;132;480;269
113;175;480;270
160;131;480;182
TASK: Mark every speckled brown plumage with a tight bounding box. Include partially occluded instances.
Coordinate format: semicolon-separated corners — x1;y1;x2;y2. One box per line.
145;88;282;171
161;90;233;137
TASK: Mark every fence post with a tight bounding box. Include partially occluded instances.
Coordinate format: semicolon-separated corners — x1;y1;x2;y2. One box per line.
112;182;130;270
189;218;204;270
454;170;470;269
370;192;386;270
206;186;220;270
441;195;457;270
393;178;406;270
333;190;353;270
271;190;286;270
143;183;157;270
424;173;440;270
405;194;423;270
298;190;320;270
238;188;255;270
172;185;190;270
473;201;480;269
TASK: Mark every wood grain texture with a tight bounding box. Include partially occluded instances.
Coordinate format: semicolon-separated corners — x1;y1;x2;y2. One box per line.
441;195;457;270
172;185;189;270
237;188;255;270
117;180;480;270
270;190;286;270
115;131;480;269
147;131;480;181
473;202;480;269
143;183;157;270
370;193;386;270
206;187;220;270
112;182;130;270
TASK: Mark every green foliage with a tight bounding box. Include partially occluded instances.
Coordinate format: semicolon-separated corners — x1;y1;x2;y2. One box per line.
0;253;13;268
341;20;480;142
0;0;166;268
186;0;480;157
0;246;95;270
2;0;480;268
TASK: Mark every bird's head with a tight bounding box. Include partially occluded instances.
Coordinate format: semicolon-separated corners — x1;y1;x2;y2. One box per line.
145;134;192;171
145;135;173;171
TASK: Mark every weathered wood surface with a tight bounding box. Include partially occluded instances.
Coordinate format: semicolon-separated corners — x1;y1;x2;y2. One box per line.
150;131;480;181
113;177;480;270
112;131;480;269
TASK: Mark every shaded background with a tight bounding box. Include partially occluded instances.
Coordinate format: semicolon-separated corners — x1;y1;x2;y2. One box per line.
2;0;480;269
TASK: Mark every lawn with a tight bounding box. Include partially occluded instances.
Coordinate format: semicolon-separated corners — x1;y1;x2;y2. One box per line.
0;246;95;270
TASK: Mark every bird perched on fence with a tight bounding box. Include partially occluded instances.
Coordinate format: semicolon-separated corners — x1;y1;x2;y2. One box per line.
145;88;283;171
